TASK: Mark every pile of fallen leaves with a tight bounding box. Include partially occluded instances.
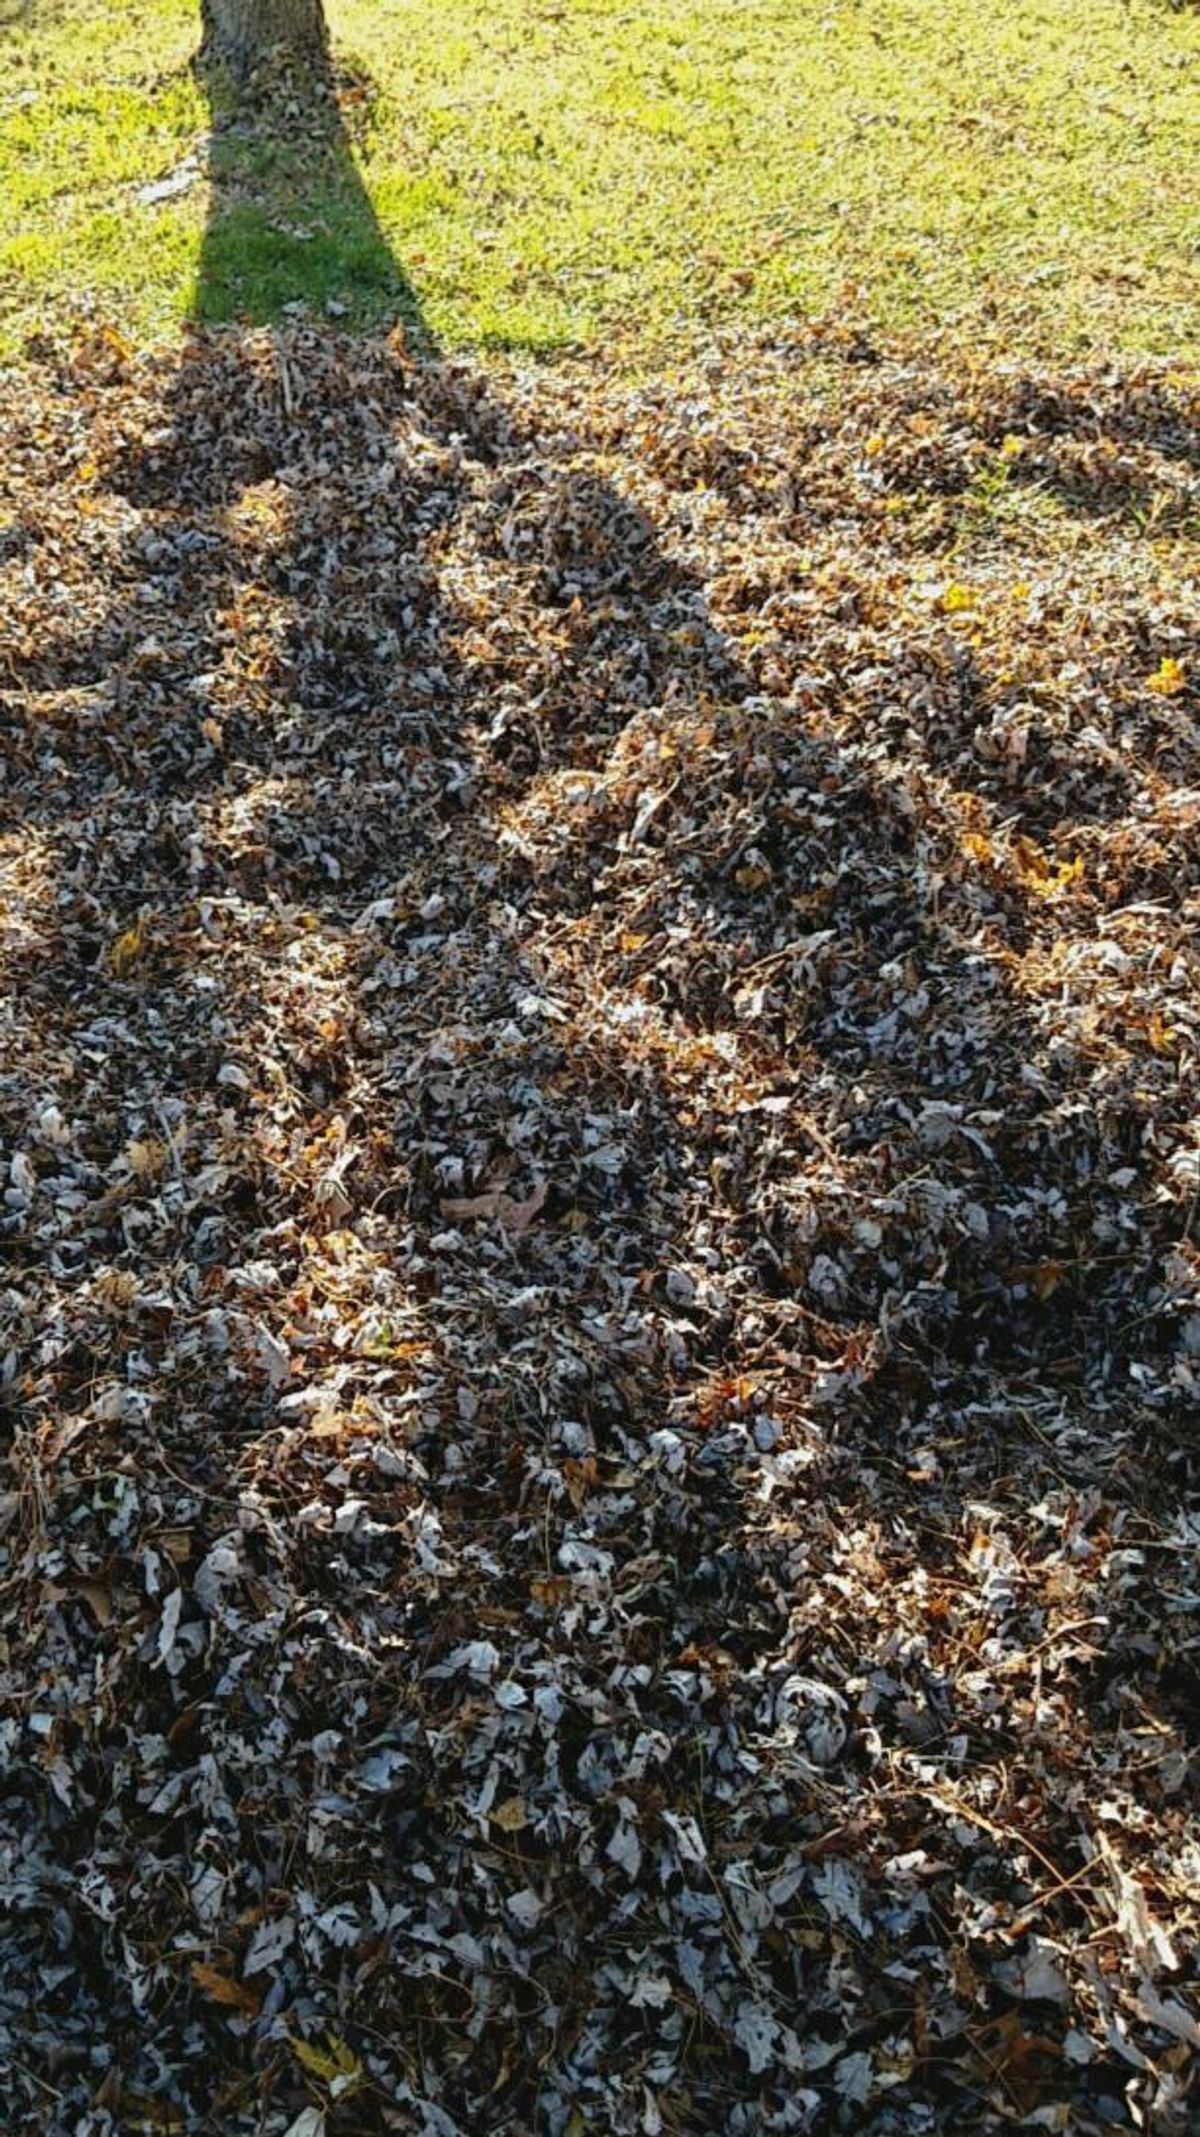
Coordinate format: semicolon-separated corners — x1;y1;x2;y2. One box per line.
1;317;1198;2136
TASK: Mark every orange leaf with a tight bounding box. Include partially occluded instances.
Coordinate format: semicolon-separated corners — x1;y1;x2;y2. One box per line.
191;1962;261;2016
530;1574;572;1607
563;1456;598;1508
1031;1260;1066;1301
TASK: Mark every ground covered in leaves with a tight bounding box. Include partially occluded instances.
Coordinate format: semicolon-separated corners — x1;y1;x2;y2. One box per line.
1;321;1199;2135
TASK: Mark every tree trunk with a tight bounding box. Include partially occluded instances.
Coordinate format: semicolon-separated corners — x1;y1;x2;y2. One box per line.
201;0;329;78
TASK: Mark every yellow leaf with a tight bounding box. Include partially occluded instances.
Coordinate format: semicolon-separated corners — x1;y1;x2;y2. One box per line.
938;581;978;615
109;924;145;974
290;2033;363;2090
124;1136;165;1180
1048;856;1084;898
961;831;994;865
492;1795;530;1833
1147;657;1186;698
1012;839;1083;900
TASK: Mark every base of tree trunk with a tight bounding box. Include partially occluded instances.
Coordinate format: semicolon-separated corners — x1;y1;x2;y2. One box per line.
200;0;329;81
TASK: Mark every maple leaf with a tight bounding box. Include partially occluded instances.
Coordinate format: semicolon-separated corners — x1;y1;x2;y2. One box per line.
289;2033;363;2095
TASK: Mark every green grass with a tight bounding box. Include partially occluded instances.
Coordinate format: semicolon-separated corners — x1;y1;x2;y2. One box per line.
1;0;1199;360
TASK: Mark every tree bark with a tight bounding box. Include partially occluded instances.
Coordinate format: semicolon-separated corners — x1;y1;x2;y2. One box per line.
200;0;329;78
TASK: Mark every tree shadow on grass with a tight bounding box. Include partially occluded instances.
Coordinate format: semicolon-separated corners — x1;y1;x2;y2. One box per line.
190;38;427;343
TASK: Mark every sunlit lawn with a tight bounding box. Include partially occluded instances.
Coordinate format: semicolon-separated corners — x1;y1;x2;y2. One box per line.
1;0;1198;360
